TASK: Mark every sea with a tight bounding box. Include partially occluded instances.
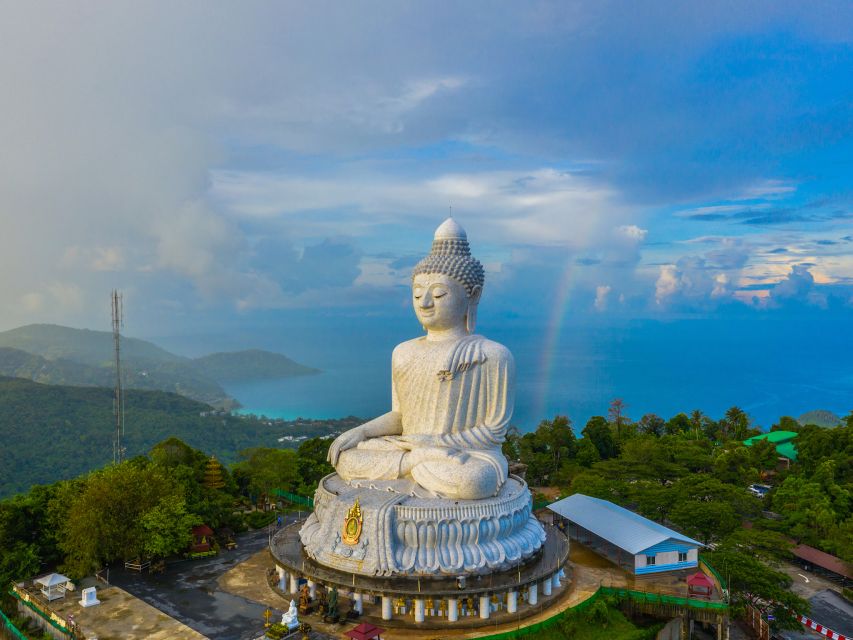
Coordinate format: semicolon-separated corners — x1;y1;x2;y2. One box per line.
154;311;853;433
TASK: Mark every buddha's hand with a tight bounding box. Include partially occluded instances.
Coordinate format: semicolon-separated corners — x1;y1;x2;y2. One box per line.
327;427;367;466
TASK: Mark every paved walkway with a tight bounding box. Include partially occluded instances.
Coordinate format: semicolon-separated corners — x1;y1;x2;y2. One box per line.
110;526;289;640
51;585;206;640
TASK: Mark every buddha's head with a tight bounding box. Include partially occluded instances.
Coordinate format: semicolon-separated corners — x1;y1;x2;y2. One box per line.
412;218;485;334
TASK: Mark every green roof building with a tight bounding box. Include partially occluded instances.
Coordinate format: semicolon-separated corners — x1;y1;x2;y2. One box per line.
743;430;798;461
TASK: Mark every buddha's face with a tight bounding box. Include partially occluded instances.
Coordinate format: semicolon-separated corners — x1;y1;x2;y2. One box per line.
412;273;469;332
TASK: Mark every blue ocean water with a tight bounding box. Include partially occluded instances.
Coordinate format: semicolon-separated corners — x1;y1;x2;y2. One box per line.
195;313;853;433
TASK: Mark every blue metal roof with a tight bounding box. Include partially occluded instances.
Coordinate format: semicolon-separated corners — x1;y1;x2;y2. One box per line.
547;493;703;555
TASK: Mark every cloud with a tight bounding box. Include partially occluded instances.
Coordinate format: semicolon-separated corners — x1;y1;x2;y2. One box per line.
654;239;750;306
594;285;611;311
211;167;633;249
0;2;851;332
768;265;827;308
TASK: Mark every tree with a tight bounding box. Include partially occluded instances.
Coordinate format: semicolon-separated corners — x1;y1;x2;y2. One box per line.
747;439;778;475
575;438;600;467
296;437;334;496
713;446;757;485
689;409;710;440
706;532;807;631
515;416;578;485
608;399;628;441
667;476;758;543
722;406;750;441
582;416;618;459
58;463;187;577
665;413;690;436
771;476;837;545
771;416;800;432
638;413;665;437
141;495;199;559
537;415;578;473
570;470;629;505
234;448;299;500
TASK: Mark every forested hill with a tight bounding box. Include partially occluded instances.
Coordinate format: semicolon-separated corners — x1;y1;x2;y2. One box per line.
0;324;319;408
0;376;359;497
0;324;183;365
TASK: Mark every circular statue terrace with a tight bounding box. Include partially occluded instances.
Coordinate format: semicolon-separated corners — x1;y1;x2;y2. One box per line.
270;517;569;626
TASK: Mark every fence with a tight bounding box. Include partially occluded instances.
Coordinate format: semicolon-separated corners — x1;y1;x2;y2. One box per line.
699;555;727;594
0;609;27;640
9;585;78;639
271;489;314;509
470;584;729;640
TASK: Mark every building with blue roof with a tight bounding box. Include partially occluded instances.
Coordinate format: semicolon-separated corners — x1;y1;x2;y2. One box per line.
547;494;703;575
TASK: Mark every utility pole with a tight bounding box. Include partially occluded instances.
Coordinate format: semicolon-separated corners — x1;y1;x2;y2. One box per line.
111;290;125;465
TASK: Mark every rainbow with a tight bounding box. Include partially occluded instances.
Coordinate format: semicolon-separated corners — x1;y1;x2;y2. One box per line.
532;259;578;422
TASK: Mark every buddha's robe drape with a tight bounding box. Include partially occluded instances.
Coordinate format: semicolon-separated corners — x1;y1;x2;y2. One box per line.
336;334;514;498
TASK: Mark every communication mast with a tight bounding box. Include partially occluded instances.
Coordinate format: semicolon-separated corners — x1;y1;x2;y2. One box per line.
111;290;126;465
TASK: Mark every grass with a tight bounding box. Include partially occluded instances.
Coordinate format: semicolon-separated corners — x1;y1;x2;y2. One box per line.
523;604;663;640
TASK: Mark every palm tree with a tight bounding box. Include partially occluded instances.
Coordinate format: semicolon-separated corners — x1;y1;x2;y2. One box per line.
689;409;704;440
723;406;749;441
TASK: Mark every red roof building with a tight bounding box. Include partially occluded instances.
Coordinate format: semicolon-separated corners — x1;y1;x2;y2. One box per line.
191;524;214;553
792;544;852;581
344;622;386;640
687;571;715;598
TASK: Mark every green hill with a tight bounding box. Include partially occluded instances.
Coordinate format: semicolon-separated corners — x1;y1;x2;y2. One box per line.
0;376;358;497
798;410;841;428
0;324;183;366
0;324;319;409
193;349;320;382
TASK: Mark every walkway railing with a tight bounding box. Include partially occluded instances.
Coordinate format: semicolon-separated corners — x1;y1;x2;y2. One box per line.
0;608;27;640
470;584;729;640
271;489;314;509
699;555;727;593
9;585;80;639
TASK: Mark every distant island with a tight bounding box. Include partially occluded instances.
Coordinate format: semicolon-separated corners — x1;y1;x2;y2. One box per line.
0;324;319;409
193;349;320;383
797;409;841;428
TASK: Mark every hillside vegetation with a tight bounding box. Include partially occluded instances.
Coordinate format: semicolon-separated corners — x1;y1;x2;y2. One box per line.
0;376;358;497
0;324;318;408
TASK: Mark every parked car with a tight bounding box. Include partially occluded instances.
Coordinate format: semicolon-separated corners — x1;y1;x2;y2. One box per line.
748;483;771;498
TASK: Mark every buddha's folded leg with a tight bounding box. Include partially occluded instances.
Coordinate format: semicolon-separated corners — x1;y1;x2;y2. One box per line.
410;449;508;500
336;438;408;481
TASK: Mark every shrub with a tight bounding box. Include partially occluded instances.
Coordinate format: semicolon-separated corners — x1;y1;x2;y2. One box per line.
246;510;277;529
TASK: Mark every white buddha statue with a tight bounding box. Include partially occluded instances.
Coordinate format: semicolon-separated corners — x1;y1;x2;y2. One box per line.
328;218;514;500
281;599;299;630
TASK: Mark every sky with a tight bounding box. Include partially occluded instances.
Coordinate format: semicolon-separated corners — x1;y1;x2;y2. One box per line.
1;2;852;424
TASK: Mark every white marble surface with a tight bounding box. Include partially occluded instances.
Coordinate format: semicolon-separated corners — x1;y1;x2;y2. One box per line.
303;219;545;577
300;473;545;576
327;218;512;501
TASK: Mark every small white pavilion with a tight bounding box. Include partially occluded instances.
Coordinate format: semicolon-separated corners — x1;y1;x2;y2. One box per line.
34;573;70;601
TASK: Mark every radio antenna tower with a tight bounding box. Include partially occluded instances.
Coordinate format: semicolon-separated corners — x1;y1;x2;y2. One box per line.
111;290;126;465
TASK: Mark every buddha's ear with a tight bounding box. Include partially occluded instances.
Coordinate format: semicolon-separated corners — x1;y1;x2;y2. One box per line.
466;285;482;334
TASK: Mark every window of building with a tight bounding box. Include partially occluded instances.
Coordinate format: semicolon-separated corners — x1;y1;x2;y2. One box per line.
645;555;656;566
678;552;688;563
